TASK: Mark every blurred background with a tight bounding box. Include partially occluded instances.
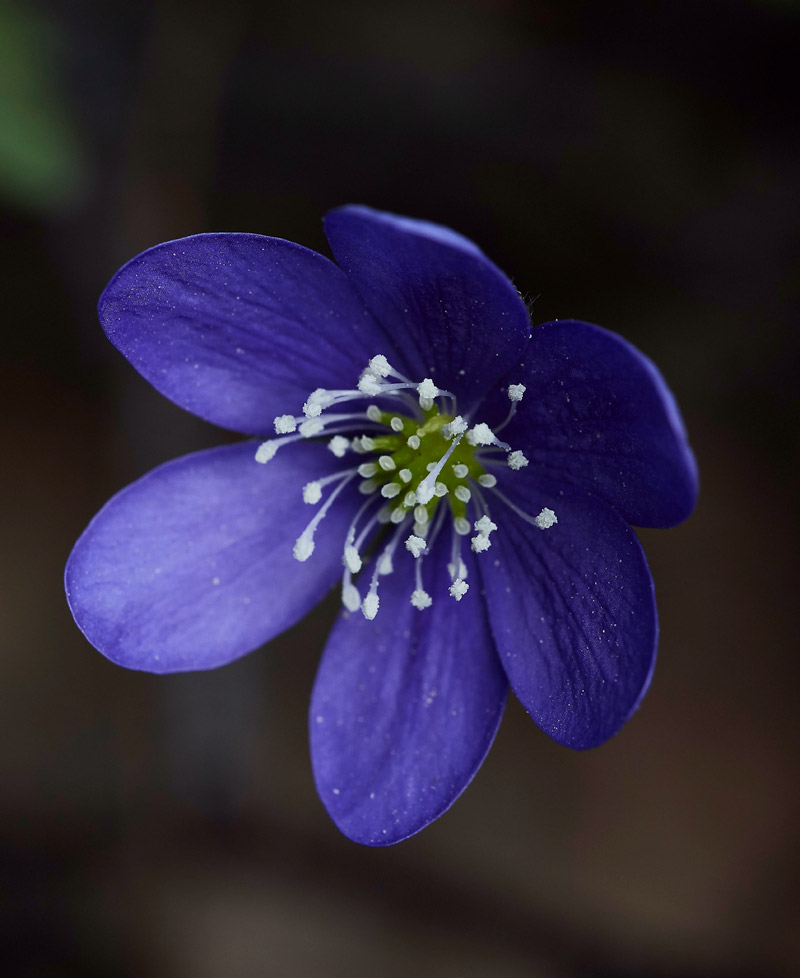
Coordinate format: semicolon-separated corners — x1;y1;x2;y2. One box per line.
1;0;798;975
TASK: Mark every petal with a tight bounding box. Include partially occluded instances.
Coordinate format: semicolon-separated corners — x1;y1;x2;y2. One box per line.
66;442;360;673
99;233;387;434
498;320;698;528
480;476;657;750
324;205;531;411
310;542;507;846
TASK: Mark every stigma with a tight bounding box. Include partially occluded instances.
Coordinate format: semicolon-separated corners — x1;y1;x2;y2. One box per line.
255;356;557;620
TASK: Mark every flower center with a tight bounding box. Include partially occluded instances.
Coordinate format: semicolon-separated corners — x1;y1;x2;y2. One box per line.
255;355;558;621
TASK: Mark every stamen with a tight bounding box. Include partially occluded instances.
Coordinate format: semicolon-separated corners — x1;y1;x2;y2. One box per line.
293;471;358;561
508;384;526;402
407;434;421;450
378;455;396;471
411;590;432;610
452;463;469;479
405;534;427;558
328;435;350;457
507;450;529;470
454;486;471;503
342;583;361;612
274;414;297;434
398;468;413;483
381;482;401;498
390;417;404;432
417;378;439;409
478;473;497;487
361;518;409;620
442;416;467;439
368;355;392;377
490;486;558;531
449;579;469;601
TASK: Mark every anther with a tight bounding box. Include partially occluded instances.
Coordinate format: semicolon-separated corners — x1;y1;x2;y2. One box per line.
357;462;378;478
274;414;297;434
407;435;421;450
413;505;429;525
508;384;526;402
299;419;324;437
534;507;558;529
411;590;432;610
398;468;412;483
452;463;469;478
403;491;417;507
454;517;470;536
417;378;438;407
328;435;349;457
478;473;497;487
381;483;401;498
390;417;404;432
344;546;362;573
442;416;467;439
362;593;379;620
302;482;322;504
454;486;471;503
466;423;495;446
357;373;382;396
367;405;382;422
405;535;427;558
368;355;391;377
433;482;448;497
508;450;529;470
449;579;469;601
378;455;396;471
342;584;361;612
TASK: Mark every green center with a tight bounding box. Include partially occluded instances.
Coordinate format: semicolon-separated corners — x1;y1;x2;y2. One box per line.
364;406;488;524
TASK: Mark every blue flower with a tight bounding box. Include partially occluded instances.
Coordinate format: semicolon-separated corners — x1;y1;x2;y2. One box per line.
66;205;698;845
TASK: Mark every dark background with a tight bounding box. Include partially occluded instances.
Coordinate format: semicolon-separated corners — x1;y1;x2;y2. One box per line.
1;1;798;975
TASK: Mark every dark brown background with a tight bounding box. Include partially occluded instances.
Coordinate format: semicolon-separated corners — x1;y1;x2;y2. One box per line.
1;1;798;975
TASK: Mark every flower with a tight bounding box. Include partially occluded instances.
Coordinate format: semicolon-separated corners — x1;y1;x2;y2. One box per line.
65;205;698;845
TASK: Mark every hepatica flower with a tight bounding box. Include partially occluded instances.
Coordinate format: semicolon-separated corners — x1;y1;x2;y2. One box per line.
66;205;697;845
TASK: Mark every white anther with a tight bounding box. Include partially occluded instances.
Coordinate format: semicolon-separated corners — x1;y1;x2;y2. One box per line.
299;418;324;437
453;517;471;536
378;552;394;575
449;579;469;601
328;435;349;457
362;593;379;620
303;481;322;504
448;559;468;580
452;463;469;479
411;589;433;610
390;506;406;524
357;462;378;478
358;435;375;452
342;584;361;612
403;490;417;507
358;373;382;395
381;483;401;498
454;486;471;503
407;434;421;450
368;355;391;377
398;468;412;483
413;505;429;525
344;545;362;574
367;405;382;422
471;534;491;553
434;482;448;497
417;378;438;404
466;423;495;446
442;416;467;439
508;450;529;470
426;462;437;473
255;441;279;464
274;414;297;434
508;383;526;402
358;479;378;495
378;454;396;471
405;535;427;558
474;515;498;536
534;507;558;529
478;473;497;487
390;417;404;432
303;388;330;418
293;531;315;562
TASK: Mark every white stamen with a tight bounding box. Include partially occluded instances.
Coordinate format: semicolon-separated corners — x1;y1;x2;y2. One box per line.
255;441;279;464
367;405;382;422
508;450;529;470
353;435;375;453
381;482;401;498
403;491;417;507
362;593;379;619
454;485;471;503
378;455;396;471
478;473;497;487
344;545;362;574
368;355;391;377
416;432;464;504
534;507;558;529
413;505;429;525
471;534;491;553
293;471;357;562
474;515;497;536
358;462;378;478
358;478;378;495
417;378;439;405
378;552;394;575
342;583;361;612
390;506;406;524
407;434;421;449
449;579;469;601
454;517;471;536
466;423;495;446
303;482;322;504
299;418;324;437
442;416;467;439
447;559;468;580
274;414;297;434
390;417;404;432
452;463;469;478
303;388;331;418
398;468;412;483
328;435;349;457
508;384;526;402
411;590;432;610
358;373;382;396
433;482;448;497
405;535;427;558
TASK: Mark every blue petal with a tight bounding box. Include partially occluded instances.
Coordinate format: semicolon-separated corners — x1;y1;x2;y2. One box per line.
325;205;531;412
310;543;508;846
497;320;698;528
66;442;360;672
479;476;657;750
99;233;387;434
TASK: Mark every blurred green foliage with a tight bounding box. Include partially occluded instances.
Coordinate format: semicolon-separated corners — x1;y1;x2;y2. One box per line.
0;0;86;213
